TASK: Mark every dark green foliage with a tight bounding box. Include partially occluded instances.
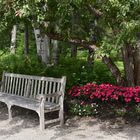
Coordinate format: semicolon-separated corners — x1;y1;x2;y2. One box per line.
44;57;116;90
0;43;116;90
93;60;116;84
0;53;45;75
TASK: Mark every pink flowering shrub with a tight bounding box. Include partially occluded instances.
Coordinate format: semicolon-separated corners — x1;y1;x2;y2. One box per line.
69;83;140;104
68;83;140;116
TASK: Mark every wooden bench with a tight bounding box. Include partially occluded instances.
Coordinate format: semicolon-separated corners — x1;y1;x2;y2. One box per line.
0;72;66;130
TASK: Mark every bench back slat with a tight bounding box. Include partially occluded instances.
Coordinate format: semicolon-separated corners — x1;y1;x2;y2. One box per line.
11;77;15;94
7;76;10;93
24;79;27;96
37;80;41;95
56;82;61;103
3;76;7;93
48;81;52;102
17;78;21;95
41;81;45;95
1;72;66;104
44;81;48;96
30;79;34;97
9;77;14;94
52;82;56;103
33;79;37;98
20;78;24;96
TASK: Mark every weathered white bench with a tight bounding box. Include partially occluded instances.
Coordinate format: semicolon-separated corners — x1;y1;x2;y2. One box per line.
0;72;66;130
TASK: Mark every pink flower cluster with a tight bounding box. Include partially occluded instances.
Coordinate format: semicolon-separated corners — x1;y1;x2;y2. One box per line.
68;83;140;104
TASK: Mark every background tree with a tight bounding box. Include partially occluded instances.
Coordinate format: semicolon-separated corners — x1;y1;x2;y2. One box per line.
0;0;140;86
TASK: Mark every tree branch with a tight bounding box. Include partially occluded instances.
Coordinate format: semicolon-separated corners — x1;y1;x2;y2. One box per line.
46;32;97;50
87;4;102;18
102;55;124;85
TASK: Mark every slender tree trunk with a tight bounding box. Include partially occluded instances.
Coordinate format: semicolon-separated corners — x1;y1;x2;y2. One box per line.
122;44;135;86
70;11;78;59
71;45;77;58
52;39;59;65
10;25;17;54
60;42;67;57
102;55;124;85
134;35;140;85
41;35;50;65
24;22;29;55
34;28;50;65
34;28;41;56
86;48;95;81
87;49;95;69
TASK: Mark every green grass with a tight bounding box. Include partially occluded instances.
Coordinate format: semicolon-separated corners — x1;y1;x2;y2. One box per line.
115;61;124;75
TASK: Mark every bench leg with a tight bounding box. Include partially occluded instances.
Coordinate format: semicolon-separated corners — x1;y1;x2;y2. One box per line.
7;105;12;121
38;111;45;131
59;108;64;126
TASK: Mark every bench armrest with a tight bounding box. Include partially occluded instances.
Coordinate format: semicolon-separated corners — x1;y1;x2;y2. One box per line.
36;91;62;101
45;92;62;98
36;92;62;109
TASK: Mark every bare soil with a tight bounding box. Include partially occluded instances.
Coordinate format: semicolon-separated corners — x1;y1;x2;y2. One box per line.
0;103;139;140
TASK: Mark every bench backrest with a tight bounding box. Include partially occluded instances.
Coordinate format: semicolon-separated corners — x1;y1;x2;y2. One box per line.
0;72;66;103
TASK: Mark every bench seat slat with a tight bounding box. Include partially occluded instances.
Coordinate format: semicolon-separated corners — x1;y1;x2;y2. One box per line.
0;92;60;111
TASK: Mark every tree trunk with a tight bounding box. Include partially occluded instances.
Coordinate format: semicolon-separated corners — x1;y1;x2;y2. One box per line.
134;35;140;85
34;28;41;56
10;25;17;54
70;11;77;59
52;39;59;65
34;28;50;65
24;22;29;55
87;49;95;68
102;55;124;85
41;35;50;65
122;44;135;86
71;45;77;58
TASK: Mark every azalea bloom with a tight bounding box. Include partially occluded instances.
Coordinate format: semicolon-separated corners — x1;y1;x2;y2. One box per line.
68;83;140;104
